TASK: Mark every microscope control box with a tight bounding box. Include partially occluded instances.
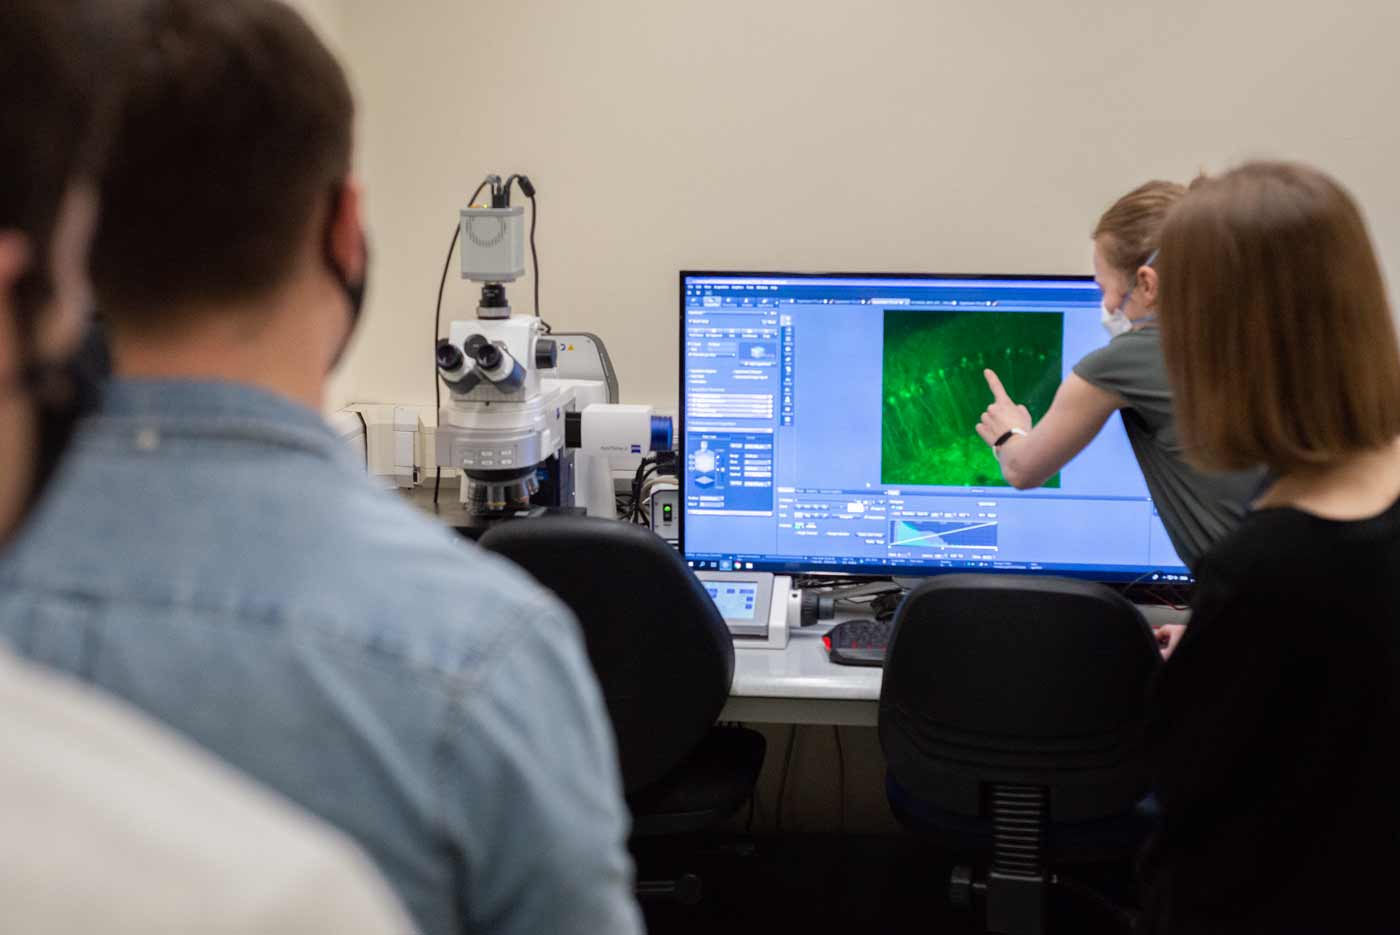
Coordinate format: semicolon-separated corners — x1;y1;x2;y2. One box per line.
696;571;792;649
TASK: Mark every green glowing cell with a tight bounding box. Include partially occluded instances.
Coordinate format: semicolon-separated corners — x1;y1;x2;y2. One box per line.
881;310;1063;488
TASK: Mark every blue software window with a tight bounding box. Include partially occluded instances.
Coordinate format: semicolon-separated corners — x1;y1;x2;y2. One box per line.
679;272;1192;583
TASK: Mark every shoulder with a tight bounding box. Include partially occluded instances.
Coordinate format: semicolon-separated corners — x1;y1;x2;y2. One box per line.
285;483;581;676
1073;331;1162;384
1192;508;1326;607
7;450;578;684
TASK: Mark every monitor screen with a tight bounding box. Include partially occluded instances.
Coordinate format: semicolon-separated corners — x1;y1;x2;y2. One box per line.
678;271;1193;584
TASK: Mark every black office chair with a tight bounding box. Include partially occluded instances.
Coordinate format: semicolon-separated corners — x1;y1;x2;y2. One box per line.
878;574;1161;935
479;516;765;903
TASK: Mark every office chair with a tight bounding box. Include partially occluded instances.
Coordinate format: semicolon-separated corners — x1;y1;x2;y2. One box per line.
878;574;1161;935
479;516;765;904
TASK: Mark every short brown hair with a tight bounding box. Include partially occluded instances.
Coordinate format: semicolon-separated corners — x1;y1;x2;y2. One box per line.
0;0;121;318
1092;180;1187;275
1158;162;1400;474
91;0;353;325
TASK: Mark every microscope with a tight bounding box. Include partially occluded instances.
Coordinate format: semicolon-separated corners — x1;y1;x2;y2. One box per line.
434;174;671;522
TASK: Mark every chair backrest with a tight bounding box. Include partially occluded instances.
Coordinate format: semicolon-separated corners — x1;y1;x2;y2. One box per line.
878;574;1161;823
479;516;735;795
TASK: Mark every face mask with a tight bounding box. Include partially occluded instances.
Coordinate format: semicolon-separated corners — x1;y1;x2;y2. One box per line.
322;182;369;372
1101;249;1159;339
1100;300;1134;338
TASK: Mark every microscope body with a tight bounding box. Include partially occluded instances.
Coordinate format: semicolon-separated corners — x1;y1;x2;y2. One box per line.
432;175;670;519
436;316;616;515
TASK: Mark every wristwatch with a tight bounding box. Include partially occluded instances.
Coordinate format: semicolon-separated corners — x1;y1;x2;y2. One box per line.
993;427;1028;449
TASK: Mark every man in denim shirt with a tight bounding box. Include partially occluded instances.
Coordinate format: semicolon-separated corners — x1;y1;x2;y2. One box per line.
0;2;641;934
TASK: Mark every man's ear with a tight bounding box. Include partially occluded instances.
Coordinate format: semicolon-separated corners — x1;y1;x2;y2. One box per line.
0;232;34;300
327;178;365;282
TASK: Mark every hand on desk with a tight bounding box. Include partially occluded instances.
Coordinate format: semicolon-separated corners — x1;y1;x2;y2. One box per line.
1156;623;1186;660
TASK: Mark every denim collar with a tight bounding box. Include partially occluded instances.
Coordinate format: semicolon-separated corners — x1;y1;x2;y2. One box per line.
96;378;353;465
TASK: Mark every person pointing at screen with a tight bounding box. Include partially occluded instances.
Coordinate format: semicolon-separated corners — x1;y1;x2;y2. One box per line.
973;181;1261;654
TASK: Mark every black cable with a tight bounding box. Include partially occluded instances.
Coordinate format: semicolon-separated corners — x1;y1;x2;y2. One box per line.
528;193;548;333
433;178;492;506
354;410;369;469
628;457;658;523
432;223;458;415
1146;586;1189;611
634;465;658;512
775;725;799;833
794;574;892;591
1055;876;1138;932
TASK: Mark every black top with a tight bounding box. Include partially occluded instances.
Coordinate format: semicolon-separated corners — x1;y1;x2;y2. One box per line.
1141;496;1400;933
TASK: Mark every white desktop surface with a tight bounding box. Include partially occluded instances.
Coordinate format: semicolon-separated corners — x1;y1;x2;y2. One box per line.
724;623;882;727
732;626;880;701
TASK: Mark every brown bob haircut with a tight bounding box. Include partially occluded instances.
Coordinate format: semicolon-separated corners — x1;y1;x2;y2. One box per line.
1093;180;1187;275
91;0;353;328
1158;162;1400;475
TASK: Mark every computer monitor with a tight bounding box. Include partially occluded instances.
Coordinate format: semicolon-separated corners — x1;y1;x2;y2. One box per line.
678;271;1193;584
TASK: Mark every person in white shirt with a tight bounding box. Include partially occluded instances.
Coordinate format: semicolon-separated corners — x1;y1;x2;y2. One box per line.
0;649;413;934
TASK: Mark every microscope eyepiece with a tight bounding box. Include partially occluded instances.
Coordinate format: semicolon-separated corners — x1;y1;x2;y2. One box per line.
474;342;503;369
459;333;525;391
436;338;481;393
436;338;463;371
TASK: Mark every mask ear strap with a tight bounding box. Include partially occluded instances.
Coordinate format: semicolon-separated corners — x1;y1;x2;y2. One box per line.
1136;249;1161;307
322;180;352;290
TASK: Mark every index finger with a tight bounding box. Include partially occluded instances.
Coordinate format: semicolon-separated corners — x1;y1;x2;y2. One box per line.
984;369;1011;404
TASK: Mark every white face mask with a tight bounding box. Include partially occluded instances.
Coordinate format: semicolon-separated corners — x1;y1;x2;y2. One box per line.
1100;301;1134;338
1100;249;1158;339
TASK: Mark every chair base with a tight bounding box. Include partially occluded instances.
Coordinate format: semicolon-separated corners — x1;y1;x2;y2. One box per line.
948;864;1137;935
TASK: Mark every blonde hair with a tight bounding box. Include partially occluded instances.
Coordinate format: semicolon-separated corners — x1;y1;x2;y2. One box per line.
1092;180;1187;275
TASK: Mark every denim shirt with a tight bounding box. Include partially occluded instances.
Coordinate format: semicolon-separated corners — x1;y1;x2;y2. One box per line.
0;380;642;935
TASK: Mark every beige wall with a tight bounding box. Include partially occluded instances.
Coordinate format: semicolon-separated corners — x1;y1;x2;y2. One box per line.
336;0;1400;415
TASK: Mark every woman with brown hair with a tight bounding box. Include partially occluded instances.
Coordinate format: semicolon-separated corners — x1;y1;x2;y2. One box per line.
1141;162;1400;933
976;181;1262;651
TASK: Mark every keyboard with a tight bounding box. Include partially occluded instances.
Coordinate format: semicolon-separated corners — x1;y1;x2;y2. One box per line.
822;618;892;667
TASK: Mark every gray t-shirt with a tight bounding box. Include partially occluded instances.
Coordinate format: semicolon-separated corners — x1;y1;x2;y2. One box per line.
1073;327;1262;570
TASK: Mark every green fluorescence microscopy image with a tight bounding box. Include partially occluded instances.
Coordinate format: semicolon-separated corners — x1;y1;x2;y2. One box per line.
881;310;1063;488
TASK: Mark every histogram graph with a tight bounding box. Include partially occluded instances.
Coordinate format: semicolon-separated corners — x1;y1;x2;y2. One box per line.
890;519;998;551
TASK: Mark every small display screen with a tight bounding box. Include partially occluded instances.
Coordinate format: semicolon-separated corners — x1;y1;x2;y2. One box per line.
705;581;758;620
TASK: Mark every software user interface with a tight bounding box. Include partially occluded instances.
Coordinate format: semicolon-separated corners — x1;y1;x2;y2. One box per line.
681;273;1190;581
704;581;760;620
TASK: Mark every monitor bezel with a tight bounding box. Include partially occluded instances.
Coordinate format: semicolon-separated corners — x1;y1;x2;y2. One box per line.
677;269;1194;587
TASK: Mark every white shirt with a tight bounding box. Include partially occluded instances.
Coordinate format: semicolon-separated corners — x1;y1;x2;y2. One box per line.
0;649;412;934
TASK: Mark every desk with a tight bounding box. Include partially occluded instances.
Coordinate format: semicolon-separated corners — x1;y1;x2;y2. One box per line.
723;625;880;726
720;603;1188;727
